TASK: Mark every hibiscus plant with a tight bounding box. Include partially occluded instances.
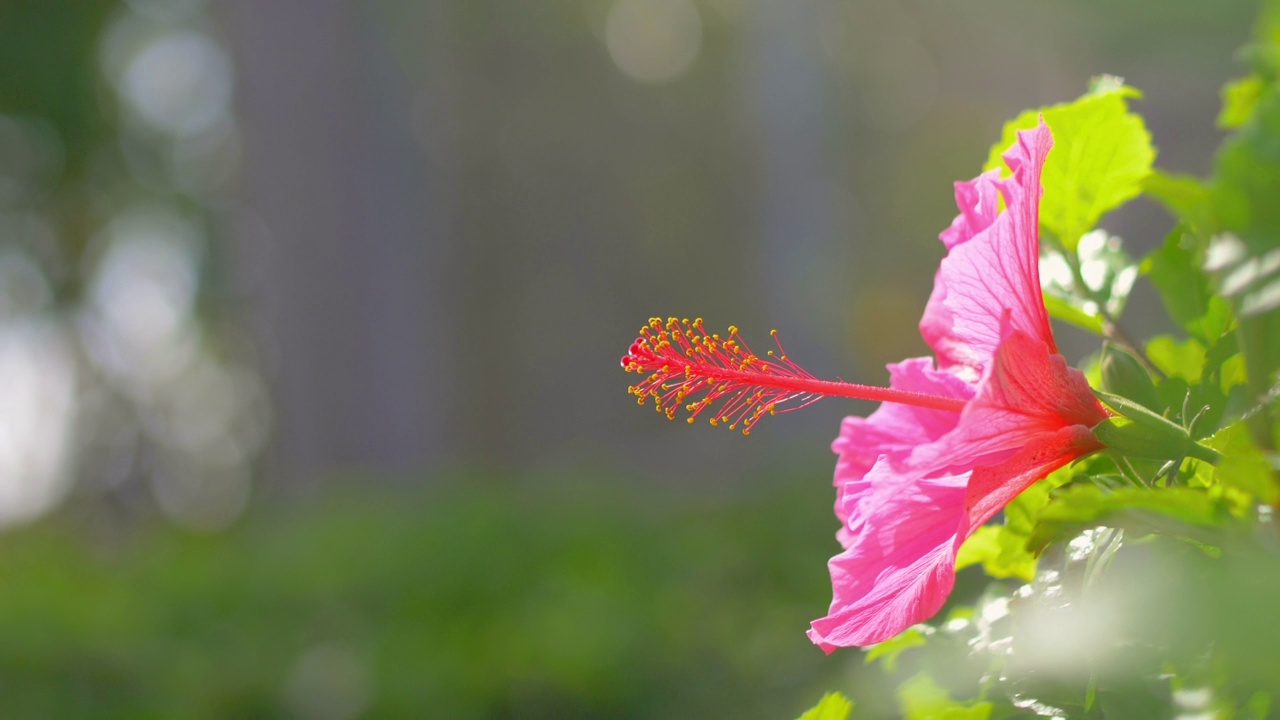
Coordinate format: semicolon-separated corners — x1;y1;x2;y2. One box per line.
623;3;1280;718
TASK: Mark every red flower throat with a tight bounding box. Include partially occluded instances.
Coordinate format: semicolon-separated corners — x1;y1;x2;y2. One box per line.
621;317;968;435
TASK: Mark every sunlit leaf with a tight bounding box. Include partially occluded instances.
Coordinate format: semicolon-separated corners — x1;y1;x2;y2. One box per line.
897;673;993;720
795;692;854;720
956;525;1037;582
865;628;927;673
958;461;1077;581
1028;485;1229;553
1210;42;1280;447
1041;293;1104;334
1146;336;1207;382
986;83;1155;252
1220;75;1265;129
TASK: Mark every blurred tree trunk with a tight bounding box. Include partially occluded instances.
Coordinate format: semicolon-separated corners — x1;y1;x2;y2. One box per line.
220;1;459;487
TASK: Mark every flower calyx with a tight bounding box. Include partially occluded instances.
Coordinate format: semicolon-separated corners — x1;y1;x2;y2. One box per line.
1092;389;1223;465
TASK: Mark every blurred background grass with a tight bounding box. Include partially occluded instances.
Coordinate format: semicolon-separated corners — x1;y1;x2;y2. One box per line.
0;0;1260;716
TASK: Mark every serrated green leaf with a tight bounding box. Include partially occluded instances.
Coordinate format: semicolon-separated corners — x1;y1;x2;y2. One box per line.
985;86;1154;252
796;692;855;720
865;627;927;672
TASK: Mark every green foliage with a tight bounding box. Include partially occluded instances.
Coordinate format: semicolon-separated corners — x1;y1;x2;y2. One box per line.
795;692;854;720
1039;231;1139;334
0;1;117;173
897;674;992;720
1143;228;1233;344
1142;171;1214;235
1219;75;1265;129
956;463;1074;582
985;83;1155;253
1207;1;1280;452
1100;344;1162;412
864;629;927;673
1207;423;1279;502
819;6;1280;718
1027;484;1229;553
0;474;843;719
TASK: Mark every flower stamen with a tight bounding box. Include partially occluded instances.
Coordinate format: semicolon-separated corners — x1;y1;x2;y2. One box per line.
621;318;967;435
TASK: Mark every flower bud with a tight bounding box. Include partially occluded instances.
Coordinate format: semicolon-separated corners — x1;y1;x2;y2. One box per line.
1101;344;1161;412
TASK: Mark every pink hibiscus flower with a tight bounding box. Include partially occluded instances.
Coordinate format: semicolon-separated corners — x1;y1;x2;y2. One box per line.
621;119;1108;651
812;120;1107;649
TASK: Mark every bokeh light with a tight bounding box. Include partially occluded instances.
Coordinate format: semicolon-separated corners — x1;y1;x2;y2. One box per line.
122;31;232;137
605;0;703;84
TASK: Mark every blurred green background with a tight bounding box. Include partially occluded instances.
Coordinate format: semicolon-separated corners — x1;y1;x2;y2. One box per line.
0;0;1258;716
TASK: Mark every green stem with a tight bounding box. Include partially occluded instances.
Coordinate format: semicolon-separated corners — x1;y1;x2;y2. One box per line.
1061;248;1167;381
1186;440;1224;466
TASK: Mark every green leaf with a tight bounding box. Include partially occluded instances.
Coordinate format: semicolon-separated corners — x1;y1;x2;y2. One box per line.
1143;228;1234;343
1028;485;1229;553
865;628;927;672
1142;171;1214;233
1220;75;1265;129
796;692;855;720
1244;692;1272;720
986;84;1155;252
956;462;1075;581
1141;334;1243;437
897;673;992;720
1206;423;1279;502
955;525;1038;581
1146;336;1207;381
1210;52;1280;444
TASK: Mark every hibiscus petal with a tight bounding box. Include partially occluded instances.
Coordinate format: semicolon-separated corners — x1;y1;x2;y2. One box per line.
831;356;974;495
809;465;968;651
911;328;1108;475
920;120;1057;377
811;425;1102;652
964;424;1104;531
814;329;1106;650
939;169;1001;250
